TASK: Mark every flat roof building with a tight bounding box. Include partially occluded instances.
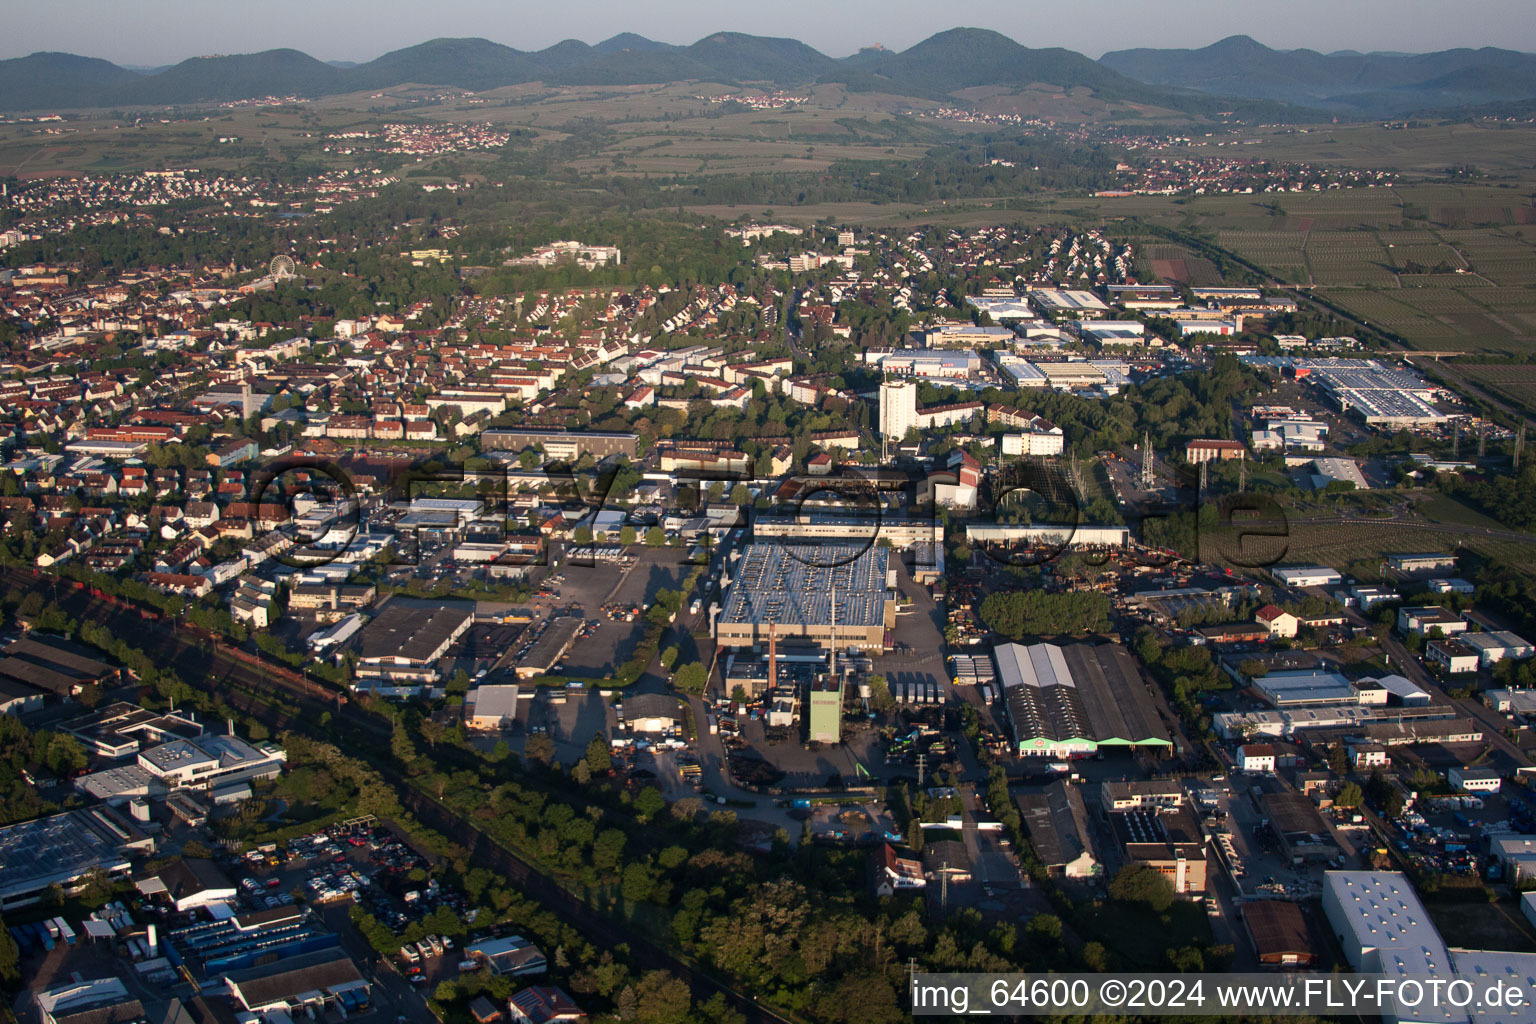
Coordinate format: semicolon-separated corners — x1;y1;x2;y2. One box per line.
1387;553;1457;573
481;429;637;461
621;692;683;734
1100;779;1184;813
1255;670;1359;707
808;676;844;744
1272;565;1344;588
752;514;942;550
467;685;520;730
0;807;151;910
715;542;894;650
966;523;1130;549
1110;805;1208;894
1459;631;1535;667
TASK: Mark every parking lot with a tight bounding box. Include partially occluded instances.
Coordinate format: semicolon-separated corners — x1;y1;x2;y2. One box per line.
520;685;619;762
544;547;693;679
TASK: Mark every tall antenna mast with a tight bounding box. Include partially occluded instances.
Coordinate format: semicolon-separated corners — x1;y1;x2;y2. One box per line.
1140;430;1154;490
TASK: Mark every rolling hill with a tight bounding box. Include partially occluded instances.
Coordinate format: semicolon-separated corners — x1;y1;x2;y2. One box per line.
1099;35;1536;115
0;29;1530;117
0;52;141;110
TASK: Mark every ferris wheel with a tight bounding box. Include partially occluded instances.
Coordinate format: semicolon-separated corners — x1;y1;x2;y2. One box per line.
269;254;297;280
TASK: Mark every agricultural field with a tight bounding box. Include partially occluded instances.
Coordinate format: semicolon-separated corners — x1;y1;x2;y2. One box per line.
1438;229;1536;287
1302;230;1398;287
1165;122;1536;175
1460;365;1536;413
1141;243;1224;285
1216;230;1308;283
1209;507;1536;580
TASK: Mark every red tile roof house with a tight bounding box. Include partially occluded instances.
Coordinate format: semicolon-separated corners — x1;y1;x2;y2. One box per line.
507;986;584;1024
1255;604;1299;639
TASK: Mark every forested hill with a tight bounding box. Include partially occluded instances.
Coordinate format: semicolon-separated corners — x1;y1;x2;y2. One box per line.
2;28;1296;119
1099;35;1536;115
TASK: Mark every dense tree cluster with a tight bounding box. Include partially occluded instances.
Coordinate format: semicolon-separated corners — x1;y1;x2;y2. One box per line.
979;590;1110;638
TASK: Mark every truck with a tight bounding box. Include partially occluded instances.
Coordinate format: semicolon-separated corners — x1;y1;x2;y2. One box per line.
1046;763;1071;774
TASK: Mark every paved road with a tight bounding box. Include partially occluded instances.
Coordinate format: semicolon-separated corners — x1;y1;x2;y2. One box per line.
1379;633;1530;767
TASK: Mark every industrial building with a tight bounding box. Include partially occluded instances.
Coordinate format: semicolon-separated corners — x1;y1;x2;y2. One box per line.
994;643;1172;758
619;693;684;734
134;858;237;912
0;807;152;910
1387;552;1457;574
1458;630;1534;666
922;323;1015;348
481;429;638;461
136;732;286;792
1323;871;1466;1024
1015;780;1100;880
515;617;585;679
1109;806;1207;894
1397;606;1467;637
1254;670;1359;707
752;513;942;550
1310;457;1369;490
714;542;895;650
354;602;474;691
966;523;1131;549
222;948;370;1018
1029;288;1110;317
0;635;120;700
1185;439;1246;464
1242;900;1318;966
1491;837;1536;883
1484;689;1536;715
467;685;521;730
1212;702;1454;741
1354;674;1432;706
1260;792;1339;863
1100;779;1184;813
1272;565;1344;588
808;676;844;744
1304;361;1449;430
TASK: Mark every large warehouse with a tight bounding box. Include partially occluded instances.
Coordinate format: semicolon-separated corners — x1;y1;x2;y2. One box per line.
994;643;1172;758
355;602;474;691
714;542;895;650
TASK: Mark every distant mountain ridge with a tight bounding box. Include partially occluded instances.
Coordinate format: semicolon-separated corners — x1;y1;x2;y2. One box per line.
0;29;1531;116
1099;35;1536;114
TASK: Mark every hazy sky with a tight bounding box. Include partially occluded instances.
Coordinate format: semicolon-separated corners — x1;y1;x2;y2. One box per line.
5;0;1534;65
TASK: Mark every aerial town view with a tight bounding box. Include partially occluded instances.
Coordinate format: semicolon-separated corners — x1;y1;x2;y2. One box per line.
5;1;1536;1021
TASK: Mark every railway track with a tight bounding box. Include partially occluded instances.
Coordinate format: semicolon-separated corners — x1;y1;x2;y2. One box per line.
8;567;799;1024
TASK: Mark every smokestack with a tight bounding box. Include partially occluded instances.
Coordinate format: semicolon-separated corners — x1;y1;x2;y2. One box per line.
227;717;235;736
768;622;777;693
